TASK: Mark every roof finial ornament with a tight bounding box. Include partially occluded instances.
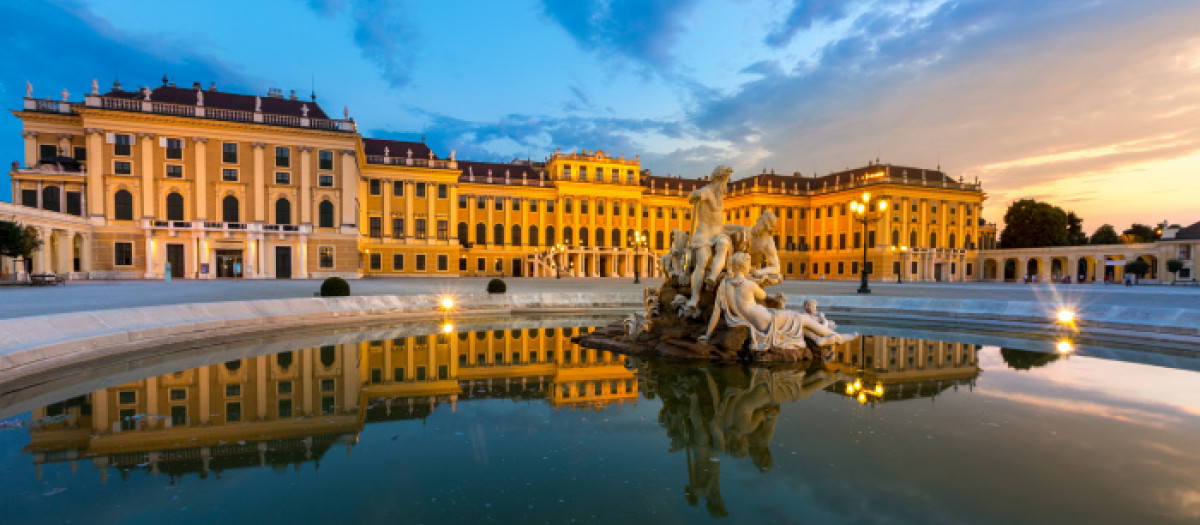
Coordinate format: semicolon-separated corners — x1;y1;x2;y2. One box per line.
196;89;204;107
91;79;99;95
450;150;456;161
162;74;169;86
255;95;262;112
406;148;412;159
384;146;390;158
25;81;32;98
301;104;309;117
142;86;151;101
343;106;349;119
428;150;434;160
61;88;69;101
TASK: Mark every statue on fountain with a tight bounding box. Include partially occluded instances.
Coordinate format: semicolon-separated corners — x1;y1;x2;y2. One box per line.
576;165;858;362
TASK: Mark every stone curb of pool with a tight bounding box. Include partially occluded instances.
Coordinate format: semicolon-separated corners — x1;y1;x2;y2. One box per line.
1;292;1198;385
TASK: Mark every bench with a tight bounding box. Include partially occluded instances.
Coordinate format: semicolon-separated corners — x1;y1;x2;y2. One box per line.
30;273;66;286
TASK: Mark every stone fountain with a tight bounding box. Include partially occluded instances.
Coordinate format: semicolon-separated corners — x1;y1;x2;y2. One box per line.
577;166;858;362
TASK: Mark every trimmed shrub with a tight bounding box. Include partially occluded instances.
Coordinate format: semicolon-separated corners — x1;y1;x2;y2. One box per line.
320;277;350;297
487;278;507;294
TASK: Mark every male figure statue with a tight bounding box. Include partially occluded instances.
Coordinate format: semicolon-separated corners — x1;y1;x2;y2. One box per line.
684;166;734;316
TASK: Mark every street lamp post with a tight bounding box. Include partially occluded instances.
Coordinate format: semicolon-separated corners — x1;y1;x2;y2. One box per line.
850;192;887;294
629;231;647;284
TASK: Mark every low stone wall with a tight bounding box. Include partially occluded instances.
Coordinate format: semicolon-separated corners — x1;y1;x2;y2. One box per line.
2;291;1197;387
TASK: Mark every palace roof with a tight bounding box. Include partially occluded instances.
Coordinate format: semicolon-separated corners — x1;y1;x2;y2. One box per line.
457;160;545;185
363;138;437;160
102;84;330;119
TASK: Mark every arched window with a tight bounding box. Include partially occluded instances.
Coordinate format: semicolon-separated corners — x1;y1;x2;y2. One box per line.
224;360;241;372
511;225;522;246
493;224;505;245
275;197;291;225
276;351;293;369
222;195;239;223
930;232;937;249
910;230;918;248
319;345;336;368
655;231;664;250
612;229;622;247
42;186;60;212
596;228;605;247
318;200;334;228
476;222;487;244
457;222;468;245
166;192;185;221
529;225;539;247
563;226;573;245
891;229;899;246
545;226;555;246
114;190;134;220
949;233;956;249
579;227;589;247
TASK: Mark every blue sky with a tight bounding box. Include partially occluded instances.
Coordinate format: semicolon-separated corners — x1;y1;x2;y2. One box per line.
4;0;1199;230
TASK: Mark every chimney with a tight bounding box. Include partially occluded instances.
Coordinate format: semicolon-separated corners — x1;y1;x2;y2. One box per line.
208;81;216;92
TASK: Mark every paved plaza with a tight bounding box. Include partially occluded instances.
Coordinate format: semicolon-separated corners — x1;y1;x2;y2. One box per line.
2;277;1198;320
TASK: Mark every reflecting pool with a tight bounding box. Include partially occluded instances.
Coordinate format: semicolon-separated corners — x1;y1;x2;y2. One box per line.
2;319;1199;524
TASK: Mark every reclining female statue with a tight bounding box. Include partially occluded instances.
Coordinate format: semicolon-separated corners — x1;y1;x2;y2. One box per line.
701;252;857;352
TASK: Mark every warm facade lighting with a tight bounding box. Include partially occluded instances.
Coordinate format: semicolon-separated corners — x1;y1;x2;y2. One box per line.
441;297;454;310
1056;309;1075;323
1056;340;1073;353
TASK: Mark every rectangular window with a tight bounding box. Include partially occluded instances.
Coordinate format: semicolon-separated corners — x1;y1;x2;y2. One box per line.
437;254;448;271
912;261;918;274
495;198;504;211
477;196;486;209
369;179;381;195
415;184;426;198
530;199;539;212
226;402;241;422
627;170;635;183
275;172;290;185
613;202;620;216
321;396;335;415
393;254;404;270
438;184;448;199
39;144;57;159
278;381;292;394
118;390;136;404
580;200;588;214
225;384;241;397
853;232;861;249
114;134;132;156
74;146;87;160
165;138;183;159
275;146;290;167
851;261;857;275
319;174;333;187
437;220;448;240
392;218;403;239
170;388;187;401
114;242;133;266
319;150;334;170
278;399;292;418
416;254;427;271
114;161;131;175
458;195;467;209
222;169;238;182
546;200;555;212
369;253;381;270
222;142;238;163
320;379;336;392
513;198;521;211
415;218;427;239
393;367;405;381
459;257;467;271
393;181;404;197
814;237;821;250
319;246;334;269
477;258;485;271
369;217;382;237
166;165;183;178
815;209;821;219
66;192;81;216
825;262;831;274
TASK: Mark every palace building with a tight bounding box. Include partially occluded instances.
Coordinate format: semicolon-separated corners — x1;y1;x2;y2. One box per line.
6;79;993;281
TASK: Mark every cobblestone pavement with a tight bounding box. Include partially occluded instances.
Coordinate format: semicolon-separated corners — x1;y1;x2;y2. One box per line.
2;277;1197;319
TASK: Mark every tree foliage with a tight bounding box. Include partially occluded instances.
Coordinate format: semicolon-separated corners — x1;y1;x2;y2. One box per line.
1124;258;1150;278
1167;259;1184;282
999;348;1061;371
1089;224;1120;245
1066;211;1087;245
999;199;1068;248
1122;223;1160;243
0;221;42;259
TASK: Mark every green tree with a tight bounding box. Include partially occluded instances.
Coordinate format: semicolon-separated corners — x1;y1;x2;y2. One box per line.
1124;258;1150;283
1089;224;1120;245
0;220;42;260
1122;223;1160;243
999;199;1068;248
999;348;1061;371
1066;211;1087;245
1167;259;1184;284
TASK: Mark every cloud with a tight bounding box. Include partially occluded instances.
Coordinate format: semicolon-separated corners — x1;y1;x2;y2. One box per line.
0;0;256;201
538;0;702;71
764;0;865;48
301;0;417;88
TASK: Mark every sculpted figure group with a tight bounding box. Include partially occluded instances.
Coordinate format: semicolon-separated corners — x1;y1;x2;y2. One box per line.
650;165;857;356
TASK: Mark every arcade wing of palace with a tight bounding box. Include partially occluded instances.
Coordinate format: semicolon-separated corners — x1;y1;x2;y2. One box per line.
6;79;998;282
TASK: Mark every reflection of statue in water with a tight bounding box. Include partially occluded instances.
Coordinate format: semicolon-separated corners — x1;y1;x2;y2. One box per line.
641;359;842;518
684;166;734;317
704;253;858;352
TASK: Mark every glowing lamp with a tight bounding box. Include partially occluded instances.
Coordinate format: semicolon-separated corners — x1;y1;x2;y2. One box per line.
862;192;871;202
442;323;454;333
879;201;887;211
441;297;454;310
1056;309;1075;323
845;384;855;395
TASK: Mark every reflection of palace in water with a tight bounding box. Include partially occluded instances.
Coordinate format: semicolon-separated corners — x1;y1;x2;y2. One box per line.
22;326;635;482
641;335;981;518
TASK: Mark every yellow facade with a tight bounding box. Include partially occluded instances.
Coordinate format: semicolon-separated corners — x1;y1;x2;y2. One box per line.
9;81;988;281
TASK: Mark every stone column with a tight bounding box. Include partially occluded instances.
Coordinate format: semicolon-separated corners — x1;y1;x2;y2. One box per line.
85;129;105;217
57;133;72;157
91;389;109;433
343;348;360;413
467;194;476;244
340;150;357;229
382;179;393;237
36;180;43;209
426;183;435;245
449;185;459;243
299;146;312;225
503;197;511;246
139;133;155;218
404;181;415;240
252;143;266;223
144;233;155;278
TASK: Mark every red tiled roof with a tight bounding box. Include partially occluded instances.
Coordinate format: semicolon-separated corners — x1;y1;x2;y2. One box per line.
103;85;330;119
